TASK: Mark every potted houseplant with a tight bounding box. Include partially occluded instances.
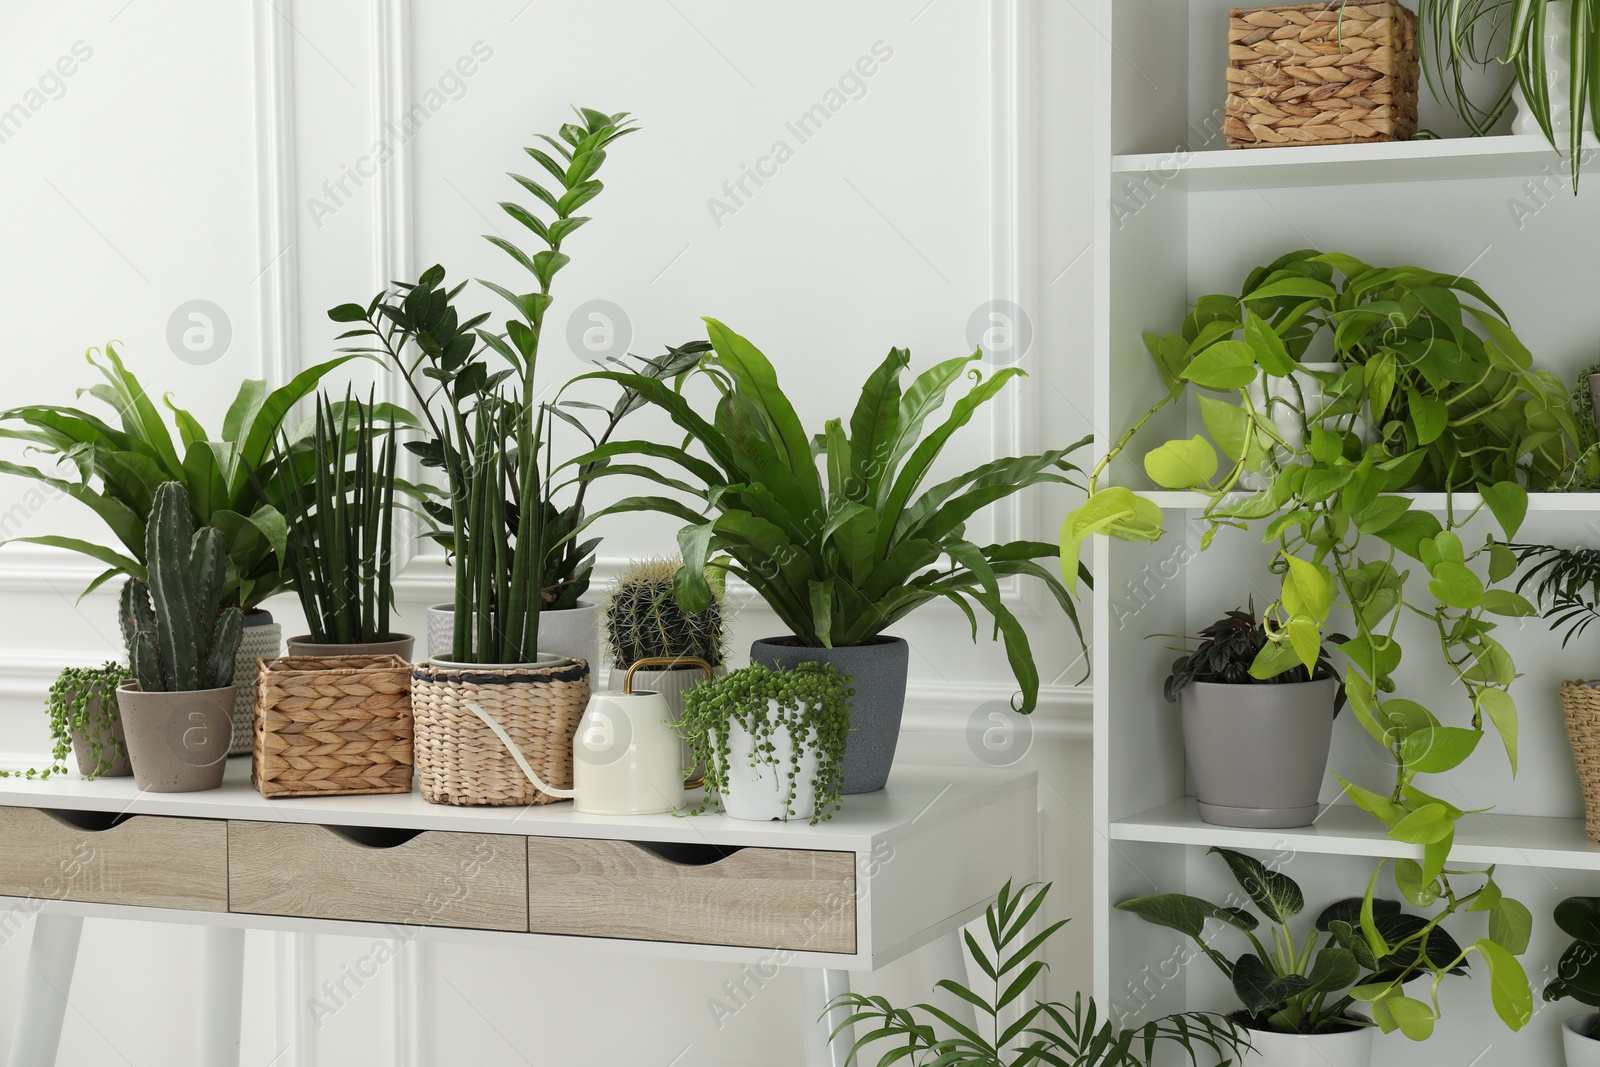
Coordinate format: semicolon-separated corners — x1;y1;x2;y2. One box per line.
1161;602;1345;828
1545;896;1600;1065
0;662;134;781
680;662;851;824
605;556;726;711
831;879;1248;1066
115;482;244;793
1119;848;1532;1061
0;343;363;753
576;320;1089;793
274;387;414;659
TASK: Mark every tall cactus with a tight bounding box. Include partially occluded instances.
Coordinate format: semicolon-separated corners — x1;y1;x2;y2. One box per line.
605;558;726;669
118;482;244;692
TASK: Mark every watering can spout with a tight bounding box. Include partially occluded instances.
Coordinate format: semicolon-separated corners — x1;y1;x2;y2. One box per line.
463;701;575;798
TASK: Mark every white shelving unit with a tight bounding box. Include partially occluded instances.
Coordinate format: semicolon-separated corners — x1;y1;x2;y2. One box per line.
1091;4;1600;1064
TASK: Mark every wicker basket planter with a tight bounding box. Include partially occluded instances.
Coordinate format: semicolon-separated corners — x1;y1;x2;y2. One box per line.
412;659;591;806
253;655;414;798
1562;680;1600;842
1226;2;1419;149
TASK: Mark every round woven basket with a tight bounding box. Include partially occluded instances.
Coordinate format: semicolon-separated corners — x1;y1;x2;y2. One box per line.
412;659;590;806
1561;680;1600;842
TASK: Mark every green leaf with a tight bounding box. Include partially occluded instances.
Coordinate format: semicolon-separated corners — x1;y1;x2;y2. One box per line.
1114;893;1229;939
1481;481;1529;541
1401;726;1481;774
1393;860;1439;907
1555;897;1600;944
1243;311;1295;375
1282;552;1332;620
1306;945;1360;993
1476;938;1533;1030
1408;390;1447;444
1337;773;1405;825
1231;952;1311;1016
1143;436;1218;489
1180;340;1258;389
1209;847;1303;924
1377;511;1443;560
1389;804;1455;844
1478;687;1518;773
1427;561;1484;609
1489;897;1532;955
1488;543;1518;584
1386;994;1436;1040
1198;395;1251;461
1481;589;1537;617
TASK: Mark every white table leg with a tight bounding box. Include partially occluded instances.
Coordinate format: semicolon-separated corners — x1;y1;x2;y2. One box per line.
7;912;83;1067
198;926;245;1066
800;968;854;1067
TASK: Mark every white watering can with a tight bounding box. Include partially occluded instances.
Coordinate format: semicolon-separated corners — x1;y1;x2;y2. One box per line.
466;657;709;816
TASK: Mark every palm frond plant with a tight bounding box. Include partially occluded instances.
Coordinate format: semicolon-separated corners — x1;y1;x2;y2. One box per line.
568;318;1091;715
1506;541;1600;643
831;880;1249;1066
0;342;368;608
271;387;416;647
1415;0;1600;185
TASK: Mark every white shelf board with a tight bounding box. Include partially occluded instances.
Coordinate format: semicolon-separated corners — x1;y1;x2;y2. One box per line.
1114;797;1600;872
1139;489;1600;512
1113;134;1596;192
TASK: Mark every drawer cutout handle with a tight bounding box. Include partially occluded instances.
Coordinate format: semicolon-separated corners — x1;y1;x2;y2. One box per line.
631;841;746;867
322;825;427;849
43;809;134;833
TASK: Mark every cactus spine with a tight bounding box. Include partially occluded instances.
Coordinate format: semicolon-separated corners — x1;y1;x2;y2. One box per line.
118;482;244;692
605;558;726;669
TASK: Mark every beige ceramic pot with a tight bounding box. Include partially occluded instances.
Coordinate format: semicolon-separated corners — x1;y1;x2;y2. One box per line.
116;682;235;792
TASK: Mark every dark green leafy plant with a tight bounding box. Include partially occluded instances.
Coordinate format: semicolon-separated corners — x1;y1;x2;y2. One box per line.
1161;605;1344;704
572;318;1091;712
833;880;1249;1066
1560;361;1600;489
1506;541;1600;644
119;482;244;693
0;343;365;608
271;388;415;645
680;662;851;825
1118;848;1531;1040
0;662;129;781
605;558;726;669
1544;895;1600;1032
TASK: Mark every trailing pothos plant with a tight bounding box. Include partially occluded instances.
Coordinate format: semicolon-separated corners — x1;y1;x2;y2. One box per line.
1062;249;1578;1036
1118;848;1531;1040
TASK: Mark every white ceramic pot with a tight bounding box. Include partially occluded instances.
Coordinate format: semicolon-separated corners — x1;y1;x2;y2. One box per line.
426;603;455;661
1511;1;1590;140
1240;363;1373;491
714;700;821;823
232;613;281;755
1566;1015;1600;1065
537;602;602;674
1239;1023;1373;1067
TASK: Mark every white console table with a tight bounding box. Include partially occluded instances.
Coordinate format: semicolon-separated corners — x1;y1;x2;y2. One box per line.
0;760;1038;1066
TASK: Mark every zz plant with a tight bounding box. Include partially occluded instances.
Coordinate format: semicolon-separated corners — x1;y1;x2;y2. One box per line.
833;880;1248;1066
119;482;244;694
1118;848;1531;1040
1062;250;1574;1034
680;662;851;825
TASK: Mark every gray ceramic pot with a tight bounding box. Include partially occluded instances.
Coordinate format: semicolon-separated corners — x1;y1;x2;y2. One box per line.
1180;678;1337;828
750;636;909;795
284;634;416;661
67;691;133;778
116;682;236;792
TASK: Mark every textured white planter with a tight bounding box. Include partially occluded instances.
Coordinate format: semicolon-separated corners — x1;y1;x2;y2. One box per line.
609;663;723;772
426;602;599;673
1566;1015;1600;1065
1240;364;1373;491
1511;1;1590;140
232;615;281;755
1240;1023;1373;1067
715;701;821;822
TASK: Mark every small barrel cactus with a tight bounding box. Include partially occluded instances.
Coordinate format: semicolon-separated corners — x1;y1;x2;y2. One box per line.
118;481;244;693
606;558;726;669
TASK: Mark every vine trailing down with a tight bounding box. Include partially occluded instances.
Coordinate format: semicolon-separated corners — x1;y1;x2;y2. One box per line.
1062;249;1577;1038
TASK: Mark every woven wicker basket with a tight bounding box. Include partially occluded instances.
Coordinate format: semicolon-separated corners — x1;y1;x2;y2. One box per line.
1561;680;1600;842
1226;2;1419;149
412;659;590;806
253;655;414;799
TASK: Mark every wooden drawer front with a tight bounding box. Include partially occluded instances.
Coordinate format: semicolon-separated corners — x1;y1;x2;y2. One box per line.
228;822;528;931
0;807;226;911
528;839;856;953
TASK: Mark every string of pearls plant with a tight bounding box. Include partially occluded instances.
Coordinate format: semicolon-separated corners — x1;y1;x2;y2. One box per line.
680;662;852;825
0;662;129;780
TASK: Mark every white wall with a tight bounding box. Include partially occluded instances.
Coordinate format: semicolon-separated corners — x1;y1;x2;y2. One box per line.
0;2;1095;1064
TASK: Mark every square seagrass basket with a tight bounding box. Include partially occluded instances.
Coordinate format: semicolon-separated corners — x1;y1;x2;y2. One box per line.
254;655;414;798
1226;2;1419;149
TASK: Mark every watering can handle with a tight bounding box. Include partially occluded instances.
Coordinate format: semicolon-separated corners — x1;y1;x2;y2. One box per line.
622;656;714;693
463;701;574;799
623;657;713;790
